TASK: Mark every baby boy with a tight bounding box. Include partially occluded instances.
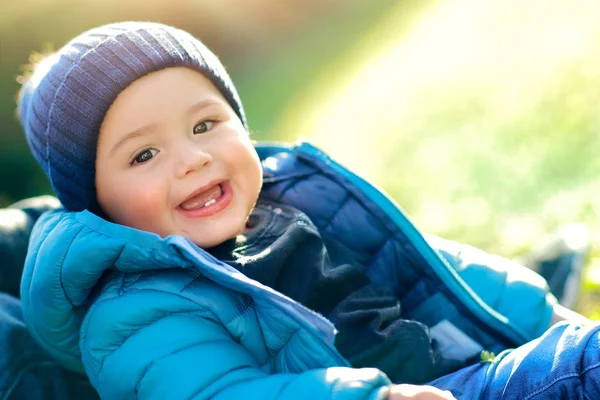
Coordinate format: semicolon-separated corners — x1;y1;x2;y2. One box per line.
17;21;596;400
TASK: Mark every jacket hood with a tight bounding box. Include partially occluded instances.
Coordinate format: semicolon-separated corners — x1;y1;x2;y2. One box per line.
21;205;337;373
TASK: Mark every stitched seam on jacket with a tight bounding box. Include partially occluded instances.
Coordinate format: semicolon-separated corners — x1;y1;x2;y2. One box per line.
88;288;218;315
276;178;304;203
59;225;86;306
187;364;263;400
223;297;254;327
122;296;258;397
368;237;391;270
133;336;234;397
114;246;143;294
126;272;144;289
268;328;300;364
112;244;126;269
118;273;126;296
271;375;297;399
254;312;271;364
94;308;214;380
179;272;203;294
85;288;217;375
321;192;350;233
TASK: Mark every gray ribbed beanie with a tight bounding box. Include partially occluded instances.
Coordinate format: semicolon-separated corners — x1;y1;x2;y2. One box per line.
19;21;248;215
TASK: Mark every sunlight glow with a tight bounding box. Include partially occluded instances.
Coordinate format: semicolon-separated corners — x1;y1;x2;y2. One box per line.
277;0;600;171
275;0;600;254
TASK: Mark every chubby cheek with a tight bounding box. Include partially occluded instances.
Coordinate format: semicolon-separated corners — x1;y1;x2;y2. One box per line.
102;178;170;236
223;138;262;198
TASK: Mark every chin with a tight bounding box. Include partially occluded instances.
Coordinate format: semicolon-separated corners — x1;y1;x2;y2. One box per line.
192;228;240;249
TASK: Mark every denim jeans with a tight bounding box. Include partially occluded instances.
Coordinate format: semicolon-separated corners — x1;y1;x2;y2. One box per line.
430;321;600;399
0;292;98;400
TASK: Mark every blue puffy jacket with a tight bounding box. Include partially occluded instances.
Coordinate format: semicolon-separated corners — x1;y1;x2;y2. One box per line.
21;142;556;399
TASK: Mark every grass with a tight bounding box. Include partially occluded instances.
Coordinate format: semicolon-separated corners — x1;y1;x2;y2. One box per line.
268;0;600;318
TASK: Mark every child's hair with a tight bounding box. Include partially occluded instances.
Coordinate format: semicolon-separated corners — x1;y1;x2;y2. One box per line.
17;21;247;215
15;46;56;121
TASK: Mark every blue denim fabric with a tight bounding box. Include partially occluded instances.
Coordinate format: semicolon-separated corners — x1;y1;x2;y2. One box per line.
0;293;98;400
431;322;600;399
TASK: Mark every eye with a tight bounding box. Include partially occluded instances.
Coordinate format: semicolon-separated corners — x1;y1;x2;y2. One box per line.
131;148;158;165
193;120;215;134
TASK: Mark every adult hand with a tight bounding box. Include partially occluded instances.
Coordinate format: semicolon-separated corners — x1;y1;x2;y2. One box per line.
388;384;456;400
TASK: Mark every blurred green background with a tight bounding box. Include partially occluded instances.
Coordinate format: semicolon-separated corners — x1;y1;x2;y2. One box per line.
2;0;600;316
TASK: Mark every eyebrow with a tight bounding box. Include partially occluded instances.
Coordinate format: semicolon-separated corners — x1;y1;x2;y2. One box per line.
107;99;223;157
186;98;222;116
108;124;156;157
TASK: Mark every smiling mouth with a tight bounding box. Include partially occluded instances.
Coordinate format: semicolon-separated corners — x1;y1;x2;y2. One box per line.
177;181;233;218
180;183;224;211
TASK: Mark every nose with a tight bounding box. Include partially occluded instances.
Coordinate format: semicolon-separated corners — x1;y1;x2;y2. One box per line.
174;143;212;178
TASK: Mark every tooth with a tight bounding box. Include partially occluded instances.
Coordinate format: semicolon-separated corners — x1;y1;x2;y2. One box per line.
204;199;216;207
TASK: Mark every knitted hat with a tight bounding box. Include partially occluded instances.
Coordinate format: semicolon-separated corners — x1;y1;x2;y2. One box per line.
19;21;248;215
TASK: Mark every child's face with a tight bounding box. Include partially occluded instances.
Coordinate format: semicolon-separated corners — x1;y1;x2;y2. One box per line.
95;67;262;248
